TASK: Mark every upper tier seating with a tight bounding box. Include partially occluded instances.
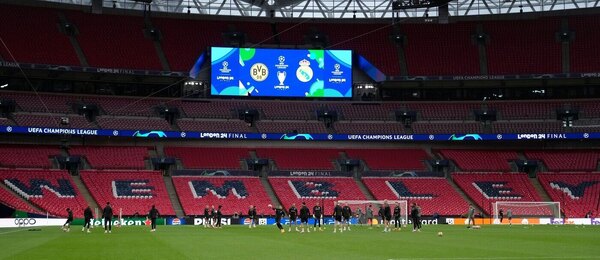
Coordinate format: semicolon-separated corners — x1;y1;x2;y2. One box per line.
177;119;253;133
69;146;149;170
12;113;92;129
65;11;162;70
538;172;600;218
172;176;271;215
525;150;600;172
334;121;408;134
0;5;79;66
569;15;600;73
80;170;175;216
0;145;60;168
255;121;328;134
362;177;469;216
0;169;87;217
440;150;519;171
452;172;546;215
164;147;249;169
269;177;367;211
345;148;429;171
256;148;339;170
96;116;172;131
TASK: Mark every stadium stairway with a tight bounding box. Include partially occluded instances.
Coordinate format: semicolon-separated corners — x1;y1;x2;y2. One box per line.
260;177;282;207
446;177;486;216
529;177;553;202
0;182;44;213
71;175;100;211
163;176;185;218
355;178;375;201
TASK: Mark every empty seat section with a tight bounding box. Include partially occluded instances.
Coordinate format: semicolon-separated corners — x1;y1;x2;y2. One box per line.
440;150;518;171
164;147;249;169
538;173;600;217
96;116;172;131
0;169;87;217
69;146;149;170
0;145;59;168
452;172;545;215
177;119;253;132
269;177;366;211
525;150;600;172
362;177;469;215
345;149;428;171
256;148;338;170
255;121;328;134
172;176;271;215
80;170;175;216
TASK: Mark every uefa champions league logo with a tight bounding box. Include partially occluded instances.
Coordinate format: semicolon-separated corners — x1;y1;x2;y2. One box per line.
332;63;343;76
6;126;12;133
219;61;231;73
275;56;288;69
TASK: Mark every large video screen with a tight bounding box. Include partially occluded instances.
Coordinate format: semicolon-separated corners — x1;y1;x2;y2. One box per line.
211;47;352;98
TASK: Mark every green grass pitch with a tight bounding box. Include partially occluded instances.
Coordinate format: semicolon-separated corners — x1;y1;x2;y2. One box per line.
0;225;598;259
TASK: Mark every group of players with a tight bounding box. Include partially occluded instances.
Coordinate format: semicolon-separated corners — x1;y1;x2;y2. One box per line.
201;205;224;228
61;202;161;233
264;200;424;234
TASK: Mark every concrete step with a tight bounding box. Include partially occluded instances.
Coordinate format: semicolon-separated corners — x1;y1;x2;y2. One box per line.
71;175;100;211
260;177;281;207
354;178;375;201
163;176;185;218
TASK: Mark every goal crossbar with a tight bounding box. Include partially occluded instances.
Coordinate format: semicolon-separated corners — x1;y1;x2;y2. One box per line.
493;201;561;219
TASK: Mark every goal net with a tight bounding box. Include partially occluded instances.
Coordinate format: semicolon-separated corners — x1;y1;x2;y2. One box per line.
336;200;408;226
493;201;561;224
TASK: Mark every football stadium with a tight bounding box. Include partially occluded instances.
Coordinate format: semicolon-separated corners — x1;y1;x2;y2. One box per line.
0;0;599;259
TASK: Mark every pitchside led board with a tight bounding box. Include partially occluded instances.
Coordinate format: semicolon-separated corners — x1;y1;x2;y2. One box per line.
210;47;353;98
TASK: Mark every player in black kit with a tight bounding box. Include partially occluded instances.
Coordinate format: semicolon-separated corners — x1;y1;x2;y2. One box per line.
247;205;257;229
83;206;93;233
148;205;159;232
342;203;352;231
62;208;73;232
102;202;113;234
203;205;210;228
299;202;311;233
215;205;223;228
383;200;392;233
288;203;298;232
313;202;323;231
393;202;402;231
270;204;286;233
333;202;343;233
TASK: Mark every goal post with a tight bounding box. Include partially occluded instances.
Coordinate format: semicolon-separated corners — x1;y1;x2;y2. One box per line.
336;200;408;226
493;201;561;224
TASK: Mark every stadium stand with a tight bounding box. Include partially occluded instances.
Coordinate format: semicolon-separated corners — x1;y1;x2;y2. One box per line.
12;113;92;129
80;170;175;216
538;172;600;217
0;187;42;214
412;122;484;134
256;148;339;170
491;121;564;133
164;147;249;169
268;177;367;210
362;177;469;215
69;146;149;170
0;92;74;114
524;150;600;172
96;116;172;131
452;172;545;215
484;18;561;75
0;5;80;66
0;169;87;217
172;176;271;215
251;101;318;120
402;22;480;76
65;11;162;70
345;148;429;171
440;150;518;171
179;100;241;119
569;15;600;73
255;121;328;134
0;145;59;168
84;97;166;117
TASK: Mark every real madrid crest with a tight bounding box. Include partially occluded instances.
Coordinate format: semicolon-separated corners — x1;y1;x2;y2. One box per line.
296;59;313;82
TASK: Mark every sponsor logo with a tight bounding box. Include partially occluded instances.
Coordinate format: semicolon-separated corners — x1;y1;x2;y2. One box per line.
134;131;167;138
14;218;37;226
449;134;482;141
280;133;314;140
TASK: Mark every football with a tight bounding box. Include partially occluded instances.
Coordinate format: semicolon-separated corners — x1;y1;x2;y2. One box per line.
268;204;272;208
437;232;444;237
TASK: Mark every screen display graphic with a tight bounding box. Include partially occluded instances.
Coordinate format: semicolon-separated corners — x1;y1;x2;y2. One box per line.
211;47;352;98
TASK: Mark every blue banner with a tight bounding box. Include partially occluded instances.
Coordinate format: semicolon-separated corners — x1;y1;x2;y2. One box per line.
1;125;599;142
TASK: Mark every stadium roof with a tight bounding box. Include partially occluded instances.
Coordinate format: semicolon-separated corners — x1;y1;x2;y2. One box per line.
38;0;599;19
